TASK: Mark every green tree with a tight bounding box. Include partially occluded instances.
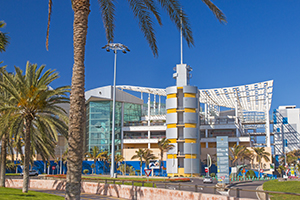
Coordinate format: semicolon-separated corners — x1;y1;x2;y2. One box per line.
252;147;270;176
158;138;173;174
0;21;9;52
229;144;247;166
277;165;286;177
98;150;109;174
131;149;145;176
0;62;69;193
117;164;126;175
46;1;226;198
0;71;16;187
143;149;158;169
85;146;102;174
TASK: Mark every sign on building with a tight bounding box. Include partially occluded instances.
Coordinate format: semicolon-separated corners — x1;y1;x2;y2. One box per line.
217;136;229;184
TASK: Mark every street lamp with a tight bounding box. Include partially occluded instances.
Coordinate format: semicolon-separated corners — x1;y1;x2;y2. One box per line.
102;43;130;178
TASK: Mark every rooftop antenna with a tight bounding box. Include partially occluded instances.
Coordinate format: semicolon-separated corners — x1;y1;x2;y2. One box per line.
180;9;183;64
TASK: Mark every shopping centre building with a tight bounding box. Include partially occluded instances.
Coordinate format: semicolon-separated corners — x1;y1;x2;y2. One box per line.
84;61;287;176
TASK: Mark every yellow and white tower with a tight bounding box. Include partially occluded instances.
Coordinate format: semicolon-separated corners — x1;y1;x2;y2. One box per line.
166;63;200;177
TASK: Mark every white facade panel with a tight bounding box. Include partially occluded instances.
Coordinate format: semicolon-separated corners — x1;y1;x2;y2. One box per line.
166;113;177;124
166;98;177;109
167;159;178;173
183;97;197;109
167;143;178;154
183;86;198;94
166;86;177;95
183;113;198;124
166;128;178;139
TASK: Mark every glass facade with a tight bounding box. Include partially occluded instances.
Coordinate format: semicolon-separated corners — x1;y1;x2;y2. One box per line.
86;101;141;154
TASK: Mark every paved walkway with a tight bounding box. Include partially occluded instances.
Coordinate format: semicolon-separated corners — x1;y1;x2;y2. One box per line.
31;189;127;200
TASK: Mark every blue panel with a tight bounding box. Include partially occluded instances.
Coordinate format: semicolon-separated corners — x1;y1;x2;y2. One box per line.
276;128;280;132
273;113;277;124
283;117;288;124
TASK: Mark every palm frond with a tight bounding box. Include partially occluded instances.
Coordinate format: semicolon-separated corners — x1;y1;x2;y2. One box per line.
99;0;115;43
201;0;227;24
46;0;52;50
157;0;193;47
127;0;158;56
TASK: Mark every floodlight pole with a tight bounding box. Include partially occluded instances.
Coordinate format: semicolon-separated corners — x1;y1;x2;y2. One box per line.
102;43;129;178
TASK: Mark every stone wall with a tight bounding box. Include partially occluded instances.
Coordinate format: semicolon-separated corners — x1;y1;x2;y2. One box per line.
6;179;254;200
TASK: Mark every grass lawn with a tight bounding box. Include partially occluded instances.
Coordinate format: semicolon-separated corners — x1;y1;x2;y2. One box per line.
0;187;63;200
263;180;300;200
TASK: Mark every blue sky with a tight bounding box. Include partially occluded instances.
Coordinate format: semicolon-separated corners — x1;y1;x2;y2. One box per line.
1;1;300;111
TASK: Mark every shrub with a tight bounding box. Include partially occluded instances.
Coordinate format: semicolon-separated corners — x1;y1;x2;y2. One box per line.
246;170;256;178
170;178;190;182
210;173;216;177
83;169;89;175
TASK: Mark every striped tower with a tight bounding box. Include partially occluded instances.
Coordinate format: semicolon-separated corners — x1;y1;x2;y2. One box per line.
166;63;200;177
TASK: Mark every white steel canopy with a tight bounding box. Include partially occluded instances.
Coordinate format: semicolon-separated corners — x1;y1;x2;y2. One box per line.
117;80;273;112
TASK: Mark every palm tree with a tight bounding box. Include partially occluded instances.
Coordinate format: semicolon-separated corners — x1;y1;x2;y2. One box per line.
240;148;253;166
98;150;109;174
158;138;173;174
0;62;69;193
229;144;247;166
0;21;9;52
46;1;226;198
85;146;103;174
114;154;124;173
252;147;270;176
131;149;145;176
278;165;286;177
0;71;15;187
280;151;298;166
117;164;126;175
143;149;158;169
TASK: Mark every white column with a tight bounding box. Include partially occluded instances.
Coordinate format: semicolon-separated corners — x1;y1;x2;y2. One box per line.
153;94;156;115
266;96;271;147
205;129;208;148
235;100;239;137
158;95;161;114
204;103;207;123
148;130;151;149
148;94;151;126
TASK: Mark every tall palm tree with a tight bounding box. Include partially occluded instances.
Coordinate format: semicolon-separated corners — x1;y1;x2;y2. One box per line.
98;150;109;174
252;147;270;176
46;1;226;199
131;148;145;176
0;70;15;187
143;149;158;170
85;146;102;174
0;62;69;193
0;21;9;53
229;144;247;166
158;138;173;174
240;148;252;165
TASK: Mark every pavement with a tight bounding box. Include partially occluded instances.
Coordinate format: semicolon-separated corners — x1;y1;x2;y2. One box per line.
31;189;127;200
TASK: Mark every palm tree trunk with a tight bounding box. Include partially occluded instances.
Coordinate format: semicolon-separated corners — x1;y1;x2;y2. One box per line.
0;134;7;187
66;1;90;199
22;118;31;193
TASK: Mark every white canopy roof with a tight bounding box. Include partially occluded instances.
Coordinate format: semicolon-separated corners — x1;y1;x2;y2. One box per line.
117;80;273;112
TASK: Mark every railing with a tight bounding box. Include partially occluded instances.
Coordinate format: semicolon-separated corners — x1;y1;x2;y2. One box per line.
76;178;300;200
123;122;166;126
124;135;165;140
201;118;235;125
123;136;148;139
